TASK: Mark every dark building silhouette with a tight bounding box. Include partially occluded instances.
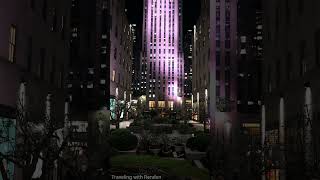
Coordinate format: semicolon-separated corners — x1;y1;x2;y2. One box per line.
262;0;320;179
183;29;193;113
67;0;111;147
0;0;71;179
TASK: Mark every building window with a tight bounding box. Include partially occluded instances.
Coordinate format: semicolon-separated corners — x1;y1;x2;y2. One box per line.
225;51;230;66
168;101;174;110
216;51;220;66
216;40;220;48
216;85;220;97
149;101;156;110
225;70;230;83
225;40;230;49
225;86;230;100
114;48;117;59
216;70;220;81
8;25;17;63
158;101;165;108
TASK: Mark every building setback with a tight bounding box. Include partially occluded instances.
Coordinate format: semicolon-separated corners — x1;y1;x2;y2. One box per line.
141;0;184;111
0;0;71;179
262;0;320;179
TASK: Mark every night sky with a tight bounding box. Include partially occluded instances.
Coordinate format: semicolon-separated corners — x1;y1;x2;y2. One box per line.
125;0;201;37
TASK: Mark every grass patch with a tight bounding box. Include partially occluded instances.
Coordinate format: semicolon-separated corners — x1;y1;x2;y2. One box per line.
111;155;209;179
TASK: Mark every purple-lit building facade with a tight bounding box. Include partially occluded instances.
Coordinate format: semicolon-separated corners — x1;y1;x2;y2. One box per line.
193;1;239;176
110;0;133;103
141;0;184;110
193;0;238;140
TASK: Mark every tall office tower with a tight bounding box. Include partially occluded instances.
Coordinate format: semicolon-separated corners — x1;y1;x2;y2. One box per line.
237;0;263;177
141;0;184;111
237;0;262;130
183;29;193;112
130;24;142;98
68;0;111;147
110;0;133;112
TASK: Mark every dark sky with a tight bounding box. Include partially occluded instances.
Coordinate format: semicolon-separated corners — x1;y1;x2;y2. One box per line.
125;0;201;36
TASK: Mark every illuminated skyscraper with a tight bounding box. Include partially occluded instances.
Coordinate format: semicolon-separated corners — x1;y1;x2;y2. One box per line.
141;0;184;110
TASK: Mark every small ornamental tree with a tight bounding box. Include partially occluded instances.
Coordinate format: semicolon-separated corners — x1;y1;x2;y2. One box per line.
110;96;133;129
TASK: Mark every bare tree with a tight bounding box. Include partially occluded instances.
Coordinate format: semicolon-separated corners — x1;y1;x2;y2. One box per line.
0;83;85;180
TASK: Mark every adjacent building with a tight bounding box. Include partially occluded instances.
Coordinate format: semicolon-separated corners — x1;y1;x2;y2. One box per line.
130;24;142;98
193;0;238;177
110;0;134;109
237;0;263;178
68;0;133;143
141;0;184;111
262;0;320;179
68;0;111;149
0;0;71;179
193;0;238;138
183;29;193;114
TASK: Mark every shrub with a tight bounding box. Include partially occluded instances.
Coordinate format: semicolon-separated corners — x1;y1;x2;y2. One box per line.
150;126;173;134
153;116;169;124
143;120;152;130
177;124;195;134
186;134;210;152
110;129;138;151
129;126;143;134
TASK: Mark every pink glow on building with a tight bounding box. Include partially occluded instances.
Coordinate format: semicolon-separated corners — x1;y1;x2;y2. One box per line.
142;0;184;108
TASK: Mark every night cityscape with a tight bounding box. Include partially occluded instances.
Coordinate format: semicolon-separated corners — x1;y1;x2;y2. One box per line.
0;0;319;180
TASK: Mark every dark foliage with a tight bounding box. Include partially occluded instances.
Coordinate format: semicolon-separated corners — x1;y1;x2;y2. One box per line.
110;129;138;151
